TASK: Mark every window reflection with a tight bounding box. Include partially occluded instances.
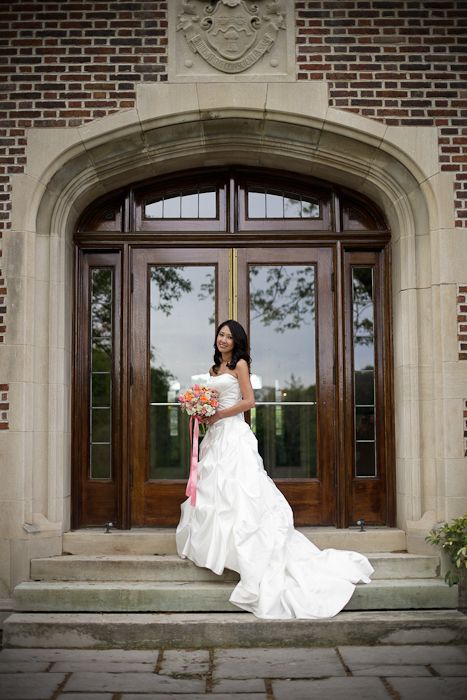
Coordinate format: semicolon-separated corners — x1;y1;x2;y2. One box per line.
249;265;317;478
247;188;320;219
89;268;113;480
352;267;376;478
149;265;216;480
144;189;217;219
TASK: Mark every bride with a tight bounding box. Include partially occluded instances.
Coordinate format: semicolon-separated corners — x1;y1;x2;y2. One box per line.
176;319;374;619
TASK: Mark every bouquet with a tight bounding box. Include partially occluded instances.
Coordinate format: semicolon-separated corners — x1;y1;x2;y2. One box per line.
178;384;219;507
178;384;219;419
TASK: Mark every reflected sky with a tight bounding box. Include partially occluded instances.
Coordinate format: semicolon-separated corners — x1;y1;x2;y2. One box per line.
150;266;215;393
149;264;317;397
250;265;316;391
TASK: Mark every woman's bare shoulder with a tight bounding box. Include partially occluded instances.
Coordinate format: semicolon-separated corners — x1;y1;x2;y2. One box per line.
235;359;249;375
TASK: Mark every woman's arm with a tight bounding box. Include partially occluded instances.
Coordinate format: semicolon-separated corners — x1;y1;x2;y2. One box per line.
206;359;255;425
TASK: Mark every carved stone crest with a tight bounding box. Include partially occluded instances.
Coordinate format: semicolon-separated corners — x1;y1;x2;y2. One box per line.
177;0;286;74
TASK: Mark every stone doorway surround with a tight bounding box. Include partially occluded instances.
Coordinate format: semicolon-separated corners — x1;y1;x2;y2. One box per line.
1;82;466;600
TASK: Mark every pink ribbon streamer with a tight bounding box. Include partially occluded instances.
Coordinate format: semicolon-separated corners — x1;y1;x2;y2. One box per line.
186;415;200;506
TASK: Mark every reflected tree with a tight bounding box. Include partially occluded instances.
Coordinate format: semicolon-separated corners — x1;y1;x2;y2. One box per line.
352;267;374;346
198;270;215;325
250;266;315;333
150;266;192;316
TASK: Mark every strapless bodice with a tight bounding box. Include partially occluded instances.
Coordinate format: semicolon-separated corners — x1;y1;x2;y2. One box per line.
207;373;242;411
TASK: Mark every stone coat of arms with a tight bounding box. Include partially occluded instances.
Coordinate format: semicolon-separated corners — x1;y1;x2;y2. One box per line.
177;0;286;74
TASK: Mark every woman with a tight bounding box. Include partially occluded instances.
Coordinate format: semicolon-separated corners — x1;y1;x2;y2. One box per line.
176;320;374;619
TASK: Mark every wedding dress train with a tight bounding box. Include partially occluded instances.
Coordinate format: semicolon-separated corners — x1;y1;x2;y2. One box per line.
176;373;373;619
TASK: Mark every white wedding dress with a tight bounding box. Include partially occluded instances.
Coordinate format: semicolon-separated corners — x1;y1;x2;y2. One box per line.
176;373;374;619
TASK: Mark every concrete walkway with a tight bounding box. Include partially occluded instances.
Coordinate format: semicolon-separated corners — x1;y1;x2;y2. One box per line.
0;644;466;700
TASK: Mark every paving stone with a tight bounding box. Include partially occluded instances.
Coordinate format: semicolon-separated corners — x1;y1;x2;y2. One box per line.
121;696;266;700
64;671;205;694
0;649;159;662
159;649;209;676
212;678;266;692
0;672;66;700
0;661;51;673
51;661;156;673
273;677;391;700
388;677;467;700
339;644;467;667
58;695;113;700
430;663;467;676
350;664;431;676
214;647;344;679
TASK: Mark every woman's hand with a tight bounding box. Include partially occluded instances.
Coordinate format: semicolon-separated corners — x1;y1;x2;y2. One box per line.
205;410;223;426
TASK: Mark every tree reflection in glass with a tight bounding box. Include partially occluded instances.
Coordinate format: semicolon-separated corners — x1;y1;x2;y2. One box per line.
352;267;376;478
90;268;113;480
249;265;317;478
149;265;216;480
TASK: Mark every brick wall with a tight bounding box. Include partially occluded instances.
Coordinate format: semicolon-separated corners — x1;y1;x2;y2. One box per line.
0;1;466;361
0;0;168;225
0;0;169;354
296;0;467;228
458;284;467;360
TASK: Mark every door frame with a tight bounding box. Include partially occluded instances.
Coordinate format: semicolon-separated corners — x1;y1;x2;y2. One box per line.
130;247;230;526
237;246;336;526
72;167;394;529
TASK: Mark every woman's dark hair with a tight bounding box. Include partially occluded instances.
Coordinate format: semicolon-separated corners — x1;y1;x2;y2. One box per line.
212;319;252;373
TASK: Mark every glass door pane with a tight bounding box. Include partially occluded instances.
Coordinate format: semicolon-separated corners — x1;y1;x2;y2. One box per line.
344;249;389;526
249;265;317;478
149;265;216;480
130;248;229;526
237;247;335;526
352;266;376;478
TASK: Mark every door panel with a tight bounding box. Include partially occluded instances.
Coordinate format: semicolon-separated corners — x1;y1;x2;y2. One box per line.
72;250;122;528
237;248;336;525
343;250;391;525
130;248;229;526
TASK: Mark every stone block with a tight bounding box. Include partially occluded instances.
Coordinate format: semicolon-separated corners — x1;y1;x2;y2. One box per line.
0;649;159;662
197;82;268;115
57;696;112;700
351;664;430;676
160;649;209;676
122;696;265;700
213;648;344;679
338;645;467;666
388;677;467;700
168;5;296;83
51;661;156;673
0;672;66;699
63;672;205;694
212;678;266;693
24;127;85;183
430;664;467;676
0;661;50;673
325;106;386;145
384;125;440;183
267;83;328;123
273;678;390;700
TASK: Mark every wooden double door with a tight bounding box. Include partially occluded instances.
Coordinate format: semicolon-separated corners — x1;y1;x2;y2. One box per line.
74;243;393;529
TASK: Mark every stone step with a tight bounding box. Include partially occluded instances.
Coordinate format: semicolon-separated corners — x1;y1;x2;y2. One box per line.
30;552;440;582
13;578;458;614
3;610;467;649
63;527;407;555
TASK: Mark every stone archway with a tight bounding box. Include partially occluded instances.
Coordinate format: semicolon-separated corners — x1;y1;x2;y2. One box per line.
3;82;459;585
